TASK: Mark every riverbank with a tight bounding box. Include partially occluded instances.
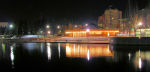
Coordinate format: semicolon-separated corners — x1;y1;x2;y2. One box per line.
14;37;110;44
1;37;150;45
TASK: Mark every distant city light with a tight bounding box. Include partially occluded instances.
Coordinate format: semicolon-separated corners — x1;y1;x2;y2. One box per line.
47;31;51;34
9;24;14;29
75;25;77;27
57;25;60;29
85;24;88;27
86;29;90;32
138;22;142;26
46;25;50;29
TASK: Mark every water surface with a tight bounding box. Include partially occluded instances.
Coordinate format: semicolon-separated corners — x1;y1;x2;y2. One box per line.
0;42;150;72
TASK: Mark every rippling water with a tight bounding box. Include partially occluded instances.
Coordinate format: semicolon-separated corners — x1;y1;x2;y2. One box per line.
0;42;150;72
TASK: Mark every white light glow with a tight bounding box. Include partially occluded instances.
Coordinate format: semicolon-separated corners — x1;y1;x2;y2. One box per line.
139;57;142;69
9;24;14;28
86;29;90;32
138;22;142;26
47;43;51;60
10;46;14;67
87;49;90;61
128;53;131;61
57;25;60;29
47;31;51;34
58;43;61;58
46;25;50;28
85;24;88;26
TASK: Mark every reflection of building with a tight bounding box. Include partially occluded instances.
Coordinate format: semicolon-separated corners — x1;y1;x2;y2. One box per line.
66;43;114;58
98;9;122;29
65;29;119;37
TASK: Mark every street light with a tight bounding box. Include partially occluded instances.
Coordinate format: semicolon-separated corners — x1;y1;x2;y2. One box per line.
9;24;14;29
138;22;142;26
85;24;88;27
47;31;51;34
86;29;90;32
57;25;60;29
46;25;50;29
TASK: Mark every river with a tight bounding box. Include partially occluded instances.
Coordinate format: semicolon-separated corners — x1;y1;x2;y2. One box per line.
0;42;150;72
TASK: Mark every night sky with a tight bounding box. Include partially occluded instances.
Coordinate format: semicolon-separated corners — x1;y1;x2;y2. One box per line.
0;0;148;24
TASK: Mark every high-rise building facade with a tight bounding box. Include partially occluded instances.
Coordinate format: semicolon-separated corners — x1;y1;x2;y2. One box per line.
98;9;122;29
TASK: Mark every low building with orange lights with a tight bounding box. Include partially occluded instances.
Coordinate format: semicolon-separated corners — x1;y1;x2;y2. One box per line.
65;29;119;37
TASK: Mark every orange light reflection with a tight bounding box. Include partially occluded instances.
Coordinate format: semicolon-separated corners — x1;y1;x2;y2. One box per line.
66;43;114;58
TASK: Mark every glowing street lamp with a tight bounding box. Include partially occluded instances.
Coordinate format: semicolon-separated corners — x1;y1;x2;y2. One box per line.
85;24;88;27
9;24;14;29
86;29;90;32
47;31;51;34
46;25;50;29
138;22;142;26
57;25;60;29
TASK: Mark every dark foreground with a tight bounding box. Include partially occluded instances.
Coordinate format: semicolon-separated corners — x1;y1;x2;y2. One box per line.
0;43;149;72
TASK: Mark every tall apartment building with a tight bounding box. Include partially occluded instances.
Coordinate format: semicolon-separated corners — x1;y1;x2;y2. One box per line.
98;8;122;29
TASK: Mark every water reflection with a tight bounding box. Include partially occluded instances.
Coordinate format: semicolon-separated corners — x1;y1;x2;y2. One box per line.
2;43;5;54
65;43;114;60
10;44;16;68
1;42;150;72
134;49;150;70
23;43;39;51
58;43;61;58
47;43;51;61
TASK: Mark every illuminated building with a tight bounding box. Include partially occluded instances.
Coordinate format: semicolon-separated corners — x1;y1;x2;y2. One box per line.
98;16;105;28
66;43;114;58
0;22;8;35
65;29;119;37
99;8;122;29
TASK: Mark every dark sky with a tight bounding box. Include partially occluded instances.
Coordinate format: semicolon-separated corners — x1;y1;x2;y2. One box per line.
0;0;148;24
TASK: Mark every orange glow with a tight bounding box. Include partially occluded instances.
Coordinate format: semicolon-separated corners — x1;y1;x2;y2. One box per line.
65;29;119;37
66;43;114;58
